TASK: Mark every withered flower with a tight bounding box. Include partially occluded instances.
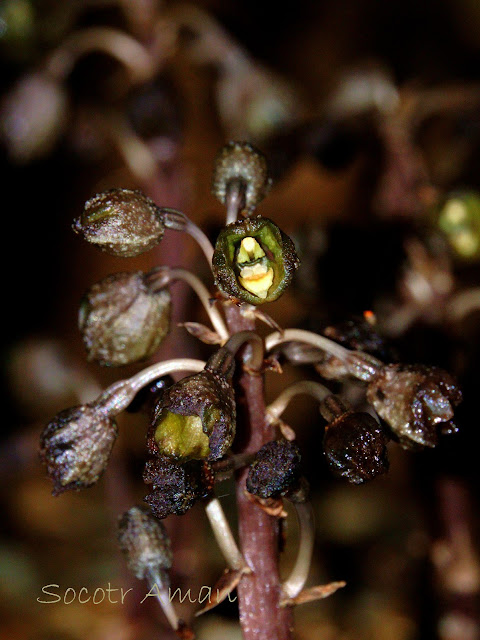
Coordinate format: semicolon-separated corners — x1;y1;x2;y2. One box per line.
213;216;299;305
73;188;165;257
212;141;271;211
367;364;462;449
117;505;172;579
40;404;117;495
246;440;303;500
79;271;171;367
148;351;236;462
321;396;389;484
143;456;213;519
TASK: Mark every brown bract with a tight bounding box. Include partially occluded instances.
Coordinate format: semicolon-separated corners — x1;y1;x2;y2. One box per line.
73;188;165;257
148;369;236;462
323;411;389;484
367;364;462;449
79;271;171;367
39;404;117;495
117;506;172;579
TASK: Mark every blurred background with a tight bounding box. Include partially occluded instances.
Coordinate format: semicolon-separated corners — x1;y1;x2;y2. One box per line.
1;1;480;638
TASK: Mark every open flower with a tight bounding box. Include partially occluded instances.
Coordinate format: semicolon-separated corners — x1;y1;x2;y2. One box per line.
143;456;213;519
148;355;236;462
79;271;171;366
213;216;299;304
40;404;117;495
367;364;462;449
73;188;165;257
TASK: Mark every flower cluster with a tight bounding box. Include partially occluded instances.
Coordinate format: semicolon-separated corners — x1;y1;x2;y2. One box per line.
38;140;464;638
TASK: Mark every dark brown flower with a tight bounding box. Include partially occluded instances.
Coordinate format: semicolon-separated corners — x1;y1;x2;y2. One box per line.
367;364;462;449
73;189;165;257
246;440;302;499
40;404;117;495
323;411;389;484
79;271;171;367
148;360;236;462
143;456;213;519
117;506;172;579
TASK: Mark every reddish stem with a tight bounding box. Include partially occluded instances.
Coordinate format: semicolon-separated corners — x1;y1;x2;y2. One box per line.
224;303;293;640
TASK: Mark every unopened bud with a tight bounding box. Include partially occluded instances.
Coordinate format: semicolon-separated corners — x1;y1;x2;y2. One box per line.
40;404;117;495
367;364;462;449
73;189;165;257
117;506;172;579
79;271;171;366
212;141;270;212
0;72;68;163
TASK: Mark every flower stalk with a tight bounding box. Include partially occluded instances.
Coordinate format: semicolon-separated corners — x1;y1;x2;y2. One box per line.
204;497;247;571
281;500;315;600
147;267;229;342
267;380;332;423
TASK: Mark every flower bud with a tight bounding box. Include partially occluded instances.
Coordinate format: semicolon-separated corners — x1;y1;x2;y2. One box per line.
147;358;235;461
322;397;389;484
213;216;299;305
39;404;117;495
246;440;302;500
435;191;480;262
79;271;171;367
212;141;270;211
0;72;68;163
73;189;165;257
367;364;462;449
117;506;172;579
143;456;213;519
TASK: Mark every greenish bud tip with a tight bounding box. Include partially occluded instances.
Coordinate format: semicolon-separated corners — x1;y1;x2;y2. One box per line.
73;188;165;257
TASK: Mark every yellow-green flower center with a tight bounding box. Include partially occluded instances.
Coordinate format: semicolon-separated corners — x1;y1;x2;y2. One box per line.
154;411;210;460
236;237;274;299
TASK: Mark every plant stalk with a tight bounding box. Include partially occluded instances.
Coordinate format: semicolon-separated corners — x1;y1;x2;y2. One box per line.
224;303;293;640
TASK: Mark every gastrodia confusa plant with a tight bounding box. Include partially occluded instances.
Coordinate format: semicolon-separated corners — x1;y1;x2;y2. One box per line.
40;140;462;640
